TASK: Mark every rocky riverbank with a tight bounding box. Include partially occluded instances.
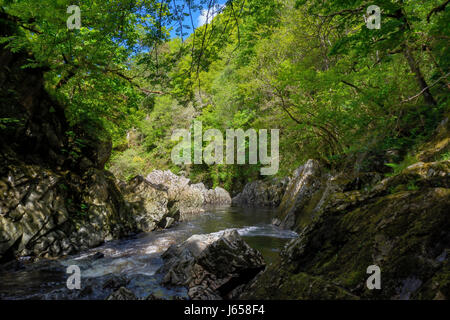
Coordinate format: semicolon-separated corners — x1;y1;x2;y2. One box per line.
235;118;450;300
0;163;231;262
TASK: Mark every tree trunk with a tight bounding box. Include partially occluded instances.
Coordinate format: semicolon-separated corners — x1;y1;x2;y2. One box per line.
402;43;437;106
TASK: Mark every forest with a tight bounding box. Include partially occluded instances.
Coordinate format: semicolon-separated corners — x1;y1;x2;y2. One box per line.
1;0;448;191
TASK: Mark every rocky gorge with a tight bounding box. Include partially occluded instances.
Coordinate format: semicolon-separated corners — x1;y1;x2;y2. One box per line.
1;12;449;301
233;119;450;300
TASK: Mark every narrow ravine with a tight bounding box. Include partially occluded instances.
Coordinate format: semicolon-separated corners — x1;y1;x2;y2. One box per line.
0;206;297;300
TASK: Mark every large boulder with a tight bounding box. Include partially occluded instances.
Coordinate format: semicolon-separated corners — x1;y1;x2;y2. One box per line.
157;230;265;300
122;175;178;232
231;177;290;207
417;116;449;162
272;159;382;231
0;161;137;261
241;160;450;300
145;170;231;216
274;160;325;230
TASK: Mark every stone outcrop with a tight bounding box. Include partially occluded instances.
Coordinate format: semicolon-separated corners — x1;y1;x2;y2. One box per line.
0;161;137;261
145;170;231;216
231;177;290;207
417;117;450;162
157;230;265;300
241;159;450;300
273;160;382;231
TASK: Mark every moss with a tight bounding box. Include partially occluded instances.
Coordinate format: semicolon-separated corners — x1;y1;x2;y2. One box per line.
340;270;365;288
245;181;450;299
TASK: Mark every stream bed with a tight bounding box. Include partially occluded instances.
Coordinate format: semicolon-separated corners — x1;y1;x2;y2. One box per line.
0;206;297;300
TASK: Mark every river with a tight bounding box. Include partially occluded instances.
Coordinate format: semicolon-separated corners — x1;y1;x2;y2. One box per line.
0;206;297;300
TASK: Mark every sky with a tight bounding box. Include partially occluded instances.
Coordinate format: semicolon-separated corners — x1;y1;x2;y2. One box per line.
168;1;227;39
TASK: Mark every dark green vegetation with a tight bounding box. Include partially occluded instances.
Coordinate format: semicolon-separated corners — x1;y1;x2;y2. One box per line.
1;0;448;191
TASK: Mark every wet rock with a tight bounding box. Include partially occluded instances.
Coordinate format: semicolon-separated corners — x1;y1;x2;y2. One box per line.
122;175;173;232
107;287;137;300
91;252;105;260
124;170;231;225
232;177;290;207
194;184;232;205
102;275;130;291
241;160;450;300
157;230;265;300
275;159;324;230
0;164;137;261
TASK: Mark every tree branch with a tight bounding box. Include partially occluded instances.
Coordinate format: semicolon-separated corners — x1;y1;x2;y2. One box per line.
427;0;450;22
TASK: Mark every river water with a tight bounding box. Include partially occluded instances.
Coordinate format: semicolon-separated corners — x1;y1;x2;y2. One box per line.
0;206;297;300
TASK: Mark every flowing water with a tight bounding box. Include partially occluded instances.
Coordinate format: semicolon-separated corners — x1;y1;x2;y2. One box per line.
0;206;297;300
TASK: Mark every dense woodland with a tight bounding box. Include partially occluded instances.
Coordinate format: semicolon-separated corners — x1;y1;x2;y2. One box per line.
1;0;449;191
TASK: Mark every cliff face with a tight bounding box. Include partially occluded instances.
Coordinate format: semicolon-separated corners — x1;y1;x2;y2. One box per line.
240;119;450;300
0;18;139;261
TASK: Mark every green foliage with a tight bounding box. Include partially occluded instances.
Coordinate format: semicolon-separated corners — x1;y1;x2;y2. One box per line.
2;0;449;191
109;0;450;191
385;154;419;177
0;117;22;129
441;151;450;161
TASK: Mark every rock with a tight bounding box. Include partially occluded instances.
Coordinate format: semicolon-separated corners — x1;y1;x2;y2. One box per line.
203;187;232;205
0;23;230;263
241;160;450;300
102;276;129;291
272;159;383;232
275;159;324;230
121;170;232;233
91;252;105;260
122;175;174;232
231;177;290;207
417;117;449;162
146;293;165;300
107;287;137;300
146;171;232;207
157;230;265;300
0;162;138;261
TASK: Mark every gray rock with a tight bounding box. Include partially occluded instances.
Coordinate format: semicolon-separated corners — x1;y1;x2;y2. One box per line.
157;230;265;300
232;177;290;207
0;165;137;261
276;159;324;230
107;287;137;300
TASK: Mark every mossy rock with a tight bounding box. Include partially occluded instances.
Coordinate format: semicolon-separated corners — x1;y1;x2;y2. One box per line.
242;180;450;300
